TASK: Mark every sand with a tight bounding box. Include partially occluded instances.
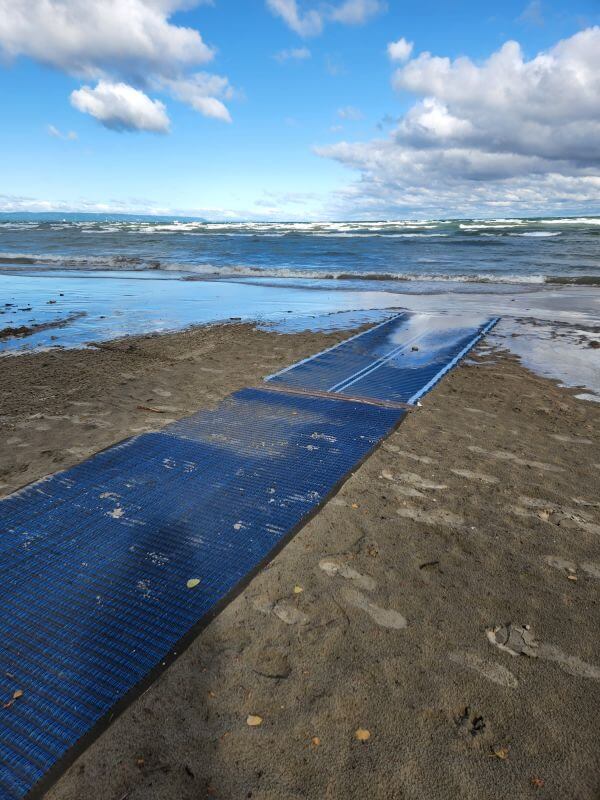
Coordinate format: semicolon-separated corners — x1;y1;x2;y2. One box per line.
1;323;600;799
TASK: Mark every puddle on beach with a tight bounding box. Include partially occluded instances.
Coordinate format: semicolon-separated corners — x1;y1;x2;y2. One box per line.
0;270;401;353
1;270;599;401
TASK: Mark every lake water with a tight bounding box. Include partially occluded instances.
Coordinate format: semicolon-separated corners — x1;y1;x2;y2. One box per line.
1;213;598;400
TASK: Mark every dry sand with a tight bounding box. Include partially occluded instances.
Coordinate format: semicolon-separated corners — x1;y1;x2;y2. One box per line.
1;323;599;800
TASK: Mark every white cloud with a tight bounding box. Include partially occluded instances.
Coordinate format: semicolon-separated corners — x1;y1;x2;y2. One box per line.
71;81;170;133
387;37;413;62
266;0;385;36
266;0;323;36
0;191;326;221
337;105;363;120
316;27;600;216
274;46;312;62
47;124;78;141
329;0;386;25
0;0;235;130
0;0;213;78
393;29;600;162
160;73;233;121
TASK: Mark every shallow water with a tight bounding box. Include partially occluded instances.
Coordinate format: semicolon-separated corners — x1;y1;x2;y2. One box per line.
1;269;599;401
0;271;404;352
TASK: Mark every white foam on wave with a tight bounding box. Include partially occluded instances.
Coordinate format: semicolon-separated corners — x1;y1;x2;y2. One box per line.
139;220;449;235
168;262;550;285
460;222;526;230
0;252;146;268
540;217;600;225
511;231;562;237
0;253;574;285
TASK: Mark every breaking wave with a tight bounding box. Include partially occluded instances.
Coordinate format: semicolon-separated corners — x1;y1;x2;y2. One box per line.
2;252;598;285
0;215;599;237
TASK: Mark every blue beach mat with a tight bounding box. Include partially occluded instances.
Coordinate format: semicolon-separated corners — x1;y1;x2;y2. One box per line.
266;312;499;404
0;313;497;799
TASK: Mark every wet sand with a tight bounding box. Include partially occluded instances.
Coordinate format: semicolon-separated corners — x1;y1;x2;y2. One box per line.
1;323;600;799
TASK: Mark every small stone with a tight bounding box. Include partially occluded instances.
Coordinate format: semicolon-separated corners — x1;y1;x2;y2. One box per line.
487;623;539;657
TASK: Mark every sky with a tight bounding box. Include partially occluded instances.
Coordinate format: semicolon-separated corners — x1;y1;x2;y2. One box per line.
0;0;599;220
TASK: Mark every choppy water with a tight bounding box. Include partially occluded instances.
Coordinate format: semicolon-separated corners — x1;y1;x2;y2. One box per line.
0;213;599;284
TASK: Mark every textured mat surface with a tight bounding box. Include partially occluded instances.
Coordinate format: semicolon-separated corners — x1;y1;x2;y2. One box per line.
0;389;404;799
267;313;499;404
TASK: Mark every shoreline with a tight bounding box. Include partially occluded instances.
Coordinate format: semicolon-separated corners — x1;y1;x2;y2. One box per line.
2;271;599;402
3;263;600;285
1;322;598;799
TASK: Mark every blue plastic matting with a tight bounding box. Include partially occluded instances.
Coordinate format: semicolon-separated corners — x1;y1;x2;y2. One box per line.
266;313;499;404
0;388;404;799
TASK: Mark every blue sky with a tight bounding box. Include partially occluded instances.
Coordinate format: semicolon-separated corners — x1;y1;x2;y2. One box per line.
0;0;599;219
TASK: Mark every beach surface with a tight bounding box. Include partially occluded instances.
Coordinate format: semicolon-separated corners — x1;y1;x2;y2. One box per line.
1;322;599;799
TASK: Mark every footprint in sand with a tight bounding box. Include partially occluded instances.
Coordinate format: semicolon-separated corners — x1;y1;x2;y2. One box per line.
545;555;600;580
397;507;464;529
451;468;499;485
329;497;349;507
252;596;310;625
581;562;600;579
382;444;434;464
318;558;376;592
464;407;497;419
272;601;309;626
551;434;593;445
393;485;426;499
468;445;564;473
449;650;518;689
342;588;407;630
545;555;577;572
252;595;275;615
487;623;600;680
537;645;600;680
382;470;447;491
516;497;600;537
573;498;600;509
